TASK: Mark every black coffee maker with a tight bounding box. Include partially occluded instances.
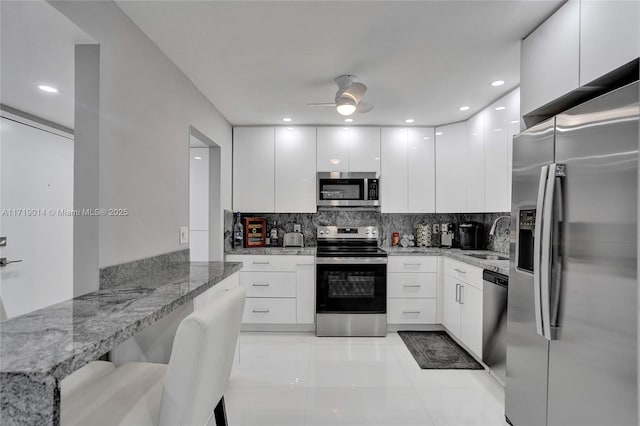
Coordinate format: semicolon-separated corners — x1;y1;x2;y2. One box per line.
459;222;484;250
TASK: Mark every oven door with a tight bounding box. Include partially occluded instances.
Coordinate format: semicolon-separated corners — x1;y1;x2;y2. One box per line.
316;258;387;313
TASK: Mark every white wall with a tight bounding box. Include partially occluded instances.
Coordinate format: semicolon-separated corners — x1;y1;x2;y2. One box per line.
49;0;232;268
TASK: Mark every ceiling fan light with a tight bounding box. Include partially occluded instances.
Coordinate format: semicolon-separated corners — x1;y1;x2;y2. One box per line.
336;98;357;116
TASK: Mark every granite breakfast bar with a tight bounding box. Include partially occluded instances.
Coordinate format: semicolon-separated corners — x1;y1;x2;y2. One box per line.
0;260;242;426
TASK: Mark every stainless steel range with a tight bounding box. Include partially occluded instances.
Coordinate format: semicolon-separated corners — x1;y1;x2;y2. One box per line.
315;226;387;337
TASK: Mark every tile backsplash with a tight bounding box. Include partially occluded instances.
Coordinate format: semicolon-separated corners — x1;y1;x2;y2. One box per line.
225;209;510;254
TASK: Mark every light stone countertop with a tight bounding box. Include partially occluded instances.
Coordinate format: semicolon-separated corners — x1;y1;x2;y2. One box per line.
225;246;509;276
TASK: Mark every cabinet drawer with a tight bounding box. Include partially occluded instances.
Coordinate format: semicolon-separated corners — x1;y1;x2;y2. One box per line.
443;257;483;289
388;299;436;324
388;273;437;298
239;272;296;297
388;256;438;273
242;298;296;324
226;255;309;272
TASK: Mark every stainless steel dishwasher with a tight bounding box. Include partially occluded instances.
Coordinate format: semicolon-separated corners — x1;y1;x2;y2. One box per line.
482;269;508;384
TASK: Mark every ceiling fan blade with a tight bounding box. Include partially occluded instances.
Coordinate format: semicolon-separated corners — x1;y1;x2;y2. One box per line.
307;102;336;107
356;102;374;113
343;82;367;103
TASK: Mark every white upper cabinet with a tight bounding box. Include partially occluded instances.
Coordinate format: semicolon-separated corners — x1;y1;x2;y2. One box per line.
233;127;275;212
435;122;468;213
484;93;513;212
381;127;434;213
521;0;580;116
407;128;435;213
579;0;639;86
347;127;381;173
381;128;409;213
317;127;380;174
275;127;317;213
465;112;485;212
317;127;348;172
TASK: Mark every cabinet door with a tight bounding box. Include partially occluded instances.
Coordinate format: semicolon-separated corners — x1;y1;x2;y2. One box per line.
520;0;580;115
580;0;639;86
380;128;408;213
408;128;436;213
435;122;467;213
465;112;485;212
348;127;381;173
233;127;275;212
317;127;348;172
460;283;483;358
296;263;315;324
275;127;317;213
506;88;521;209
484;97;511;212
443;274;461;338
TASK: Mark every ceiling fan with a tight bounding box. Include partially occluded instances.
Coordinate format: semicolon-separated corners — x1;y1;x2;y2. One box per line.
308;75;374;116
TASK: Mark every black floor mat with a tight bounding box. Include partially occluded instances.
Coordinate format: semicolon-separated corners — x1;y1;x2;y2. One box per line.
398;330;483;370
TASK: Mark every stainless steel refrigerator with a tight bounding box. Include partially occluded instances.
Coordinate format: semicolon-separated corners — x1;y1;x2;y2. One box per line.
506;81;639;426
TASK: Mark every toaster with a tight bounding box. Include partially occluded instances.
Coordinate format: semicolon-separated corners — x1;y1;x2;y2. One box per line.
283;232;304;247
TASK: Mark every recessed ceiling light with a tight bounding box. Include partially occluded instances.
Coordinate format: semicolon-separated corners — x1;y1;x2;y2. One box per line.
344;118;354;123
193;156;202;160
38;85;58;93
494;128;503;132
282;117;292;122
511;120;520;124
287;127;294;131
422;136;430;140
375;157;380;160
330;158;341;165
459;106;470;111
491;80;505;87
405;119;414;124
435;131;443;136
495;106;506;111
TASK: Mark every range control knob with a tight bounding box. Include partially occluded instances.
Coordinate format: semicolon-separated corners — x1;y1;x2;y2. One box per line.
319;230;324;235
366;229;371;234
372;229;377;234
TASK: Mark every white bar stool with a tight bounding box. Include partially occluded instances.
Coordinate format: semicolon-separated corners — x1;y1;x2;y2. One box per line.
62;286;246;426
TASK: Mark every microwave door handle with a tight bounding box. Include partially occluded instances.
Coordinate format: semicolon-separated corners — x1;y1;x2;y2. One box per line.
533;165;548;338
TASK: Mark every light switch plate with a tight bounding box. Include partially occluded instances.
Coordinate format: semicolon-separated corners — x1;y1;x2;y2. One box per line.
179;227;189;245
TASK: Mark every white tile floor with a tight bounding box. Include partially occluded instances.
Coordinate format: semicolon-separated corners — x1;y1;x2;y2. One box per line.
226;332;509;426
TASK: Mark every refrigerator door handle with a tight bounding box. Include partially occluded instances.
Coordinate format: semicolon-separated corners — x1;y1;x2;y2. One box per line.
539;163;559;340
533;165;548;337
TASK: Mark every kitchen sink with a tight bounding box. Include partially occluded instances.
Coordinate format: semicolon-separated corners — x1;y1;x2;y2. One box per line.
466;253;509;261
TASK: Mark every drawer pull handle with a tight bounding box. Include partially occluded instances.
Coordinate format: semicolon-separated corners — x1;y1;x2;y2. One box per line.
404;263;421;267
252;283;270;287
252;309;270;313
403;284;421;288
454;268;467;274
253;261;270;265
403;310;421;314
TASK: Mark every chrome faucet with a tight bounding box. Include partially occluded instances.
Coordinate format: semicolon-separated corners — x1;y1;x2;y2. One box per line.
489;215;511;236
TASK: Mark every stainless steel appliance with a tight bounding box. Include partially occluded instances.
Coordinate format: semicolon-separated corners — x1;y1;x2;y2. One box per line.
283;232;304;247
317;172;380;207
315;226;387;336
482;269;508;385
459;221;484;250
440;223;455;247
506;81;638;426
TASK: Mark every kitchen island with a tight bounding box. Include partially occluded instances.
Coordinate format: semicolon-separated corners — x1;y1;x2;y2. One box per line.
0;260;242;426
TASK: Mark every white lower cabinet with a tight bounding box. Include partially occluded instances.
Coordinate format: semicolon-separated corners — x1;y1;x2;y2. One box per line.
442;258;484;357
225;255;314;328
387;256;438;325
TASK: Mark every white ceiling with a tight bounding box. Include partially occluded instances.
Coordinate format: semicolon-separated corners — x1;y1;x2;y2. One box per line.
0;0;95;129
116;0;562;127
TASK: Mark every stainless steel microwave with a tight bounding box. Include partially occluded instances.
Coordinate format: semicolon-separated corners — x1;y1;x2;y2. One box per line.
317;172;380;207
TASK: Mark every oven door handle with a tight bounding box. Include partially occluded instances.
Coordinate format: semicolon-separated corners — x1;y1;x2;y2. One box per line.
315;257;388;265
